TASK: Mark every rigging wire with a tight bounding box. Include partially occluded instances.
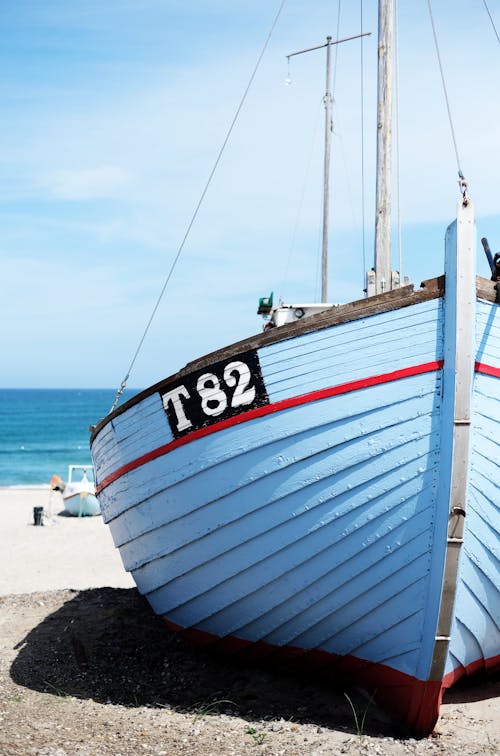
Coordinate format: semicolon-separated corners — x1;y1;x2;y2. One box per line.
482;0;500;45
427;0;468;199
333;115;363;254
109;0;287;414
332;0;343;94
280;98;323;301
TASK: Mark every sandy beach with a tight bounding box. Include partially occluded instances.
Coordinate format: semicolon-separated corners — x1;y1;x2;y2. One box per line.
0;488;134;595
0;488;498;755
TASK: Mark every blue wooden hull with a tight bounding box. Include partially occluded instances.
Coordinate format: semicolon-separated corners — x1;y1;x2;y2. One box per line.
91;208;499;735
445;298;500;684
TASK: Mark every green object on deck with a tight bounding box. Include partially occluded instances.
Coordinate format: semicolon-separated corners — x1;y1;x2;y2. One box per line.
257;291;273;315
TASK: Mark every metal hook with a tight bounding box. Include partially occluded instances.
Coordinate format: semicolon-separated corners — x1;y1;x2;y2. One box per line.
458;172;469;206
459;179;468;206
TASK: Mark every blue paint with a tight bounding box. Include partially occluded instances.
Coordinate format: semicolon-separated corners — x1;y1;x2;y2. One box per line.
260;299;443;402
91;231;499;696
93;315;445;680
114;373;440;561
92;392;172;486
100;368;441;518
445;365;500;674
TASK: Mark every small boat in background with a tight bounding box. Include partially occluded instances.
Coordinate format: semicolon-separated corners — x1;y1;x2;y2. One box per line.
51;465;100;517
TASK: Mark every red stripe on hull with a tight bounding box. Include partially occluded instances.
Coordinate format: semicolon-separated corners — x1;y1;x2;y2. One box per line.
162;617;499;737
443;653;500;688
475;360;500;378
162;617;442;736
96;360;444;493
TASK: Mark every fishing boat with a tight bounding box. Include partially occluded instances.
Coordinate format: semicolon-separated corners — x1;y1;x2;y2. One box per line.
51;465;100;517
90;2;499;737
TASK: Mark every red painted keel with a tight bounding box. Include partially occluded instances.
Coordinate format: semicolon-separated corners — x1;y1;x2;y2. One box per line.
162;618;499;737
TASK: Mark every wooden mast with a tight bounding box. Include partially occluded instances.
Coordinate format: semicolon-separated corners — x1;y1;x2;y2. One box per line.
368;0;399;296
321;36;333;302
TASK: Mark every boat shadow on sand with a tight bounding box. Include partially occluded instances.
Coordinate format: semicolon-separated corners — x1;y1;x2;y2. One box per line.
10;588;498;739
10;586;408;738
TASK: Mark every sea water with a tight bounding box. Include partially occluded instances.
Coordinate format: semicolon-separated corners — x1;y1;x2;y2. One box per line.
0;388;139;487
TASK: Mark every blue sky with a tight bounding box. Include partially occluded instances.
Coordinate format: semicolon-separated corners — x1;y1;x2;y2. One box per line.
1;0;499;389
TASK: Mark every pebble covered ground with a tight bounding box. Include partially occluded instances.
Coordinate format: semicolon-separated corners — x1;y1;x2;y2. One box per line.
0;589;498;755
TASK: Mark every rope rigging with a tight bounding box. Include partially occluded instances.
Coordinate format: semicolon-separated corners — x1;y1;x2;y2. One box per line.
427;0;468;203
280;97;323;302
109;0;287;414
482;0;500;45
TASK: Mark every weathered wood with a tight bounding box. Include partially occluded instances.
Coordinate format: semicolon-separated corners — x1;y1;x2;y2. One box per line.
373;0;393;292
92;274;497;440
429;201;475;681
322;36;332;301
92;282;442;438
476;275;497;302
185;283;439;370
421;275;445;292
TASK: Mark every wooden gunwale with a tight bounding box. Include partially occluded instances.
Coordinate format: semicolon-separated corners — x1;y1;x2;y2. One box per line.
90;274;495;441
